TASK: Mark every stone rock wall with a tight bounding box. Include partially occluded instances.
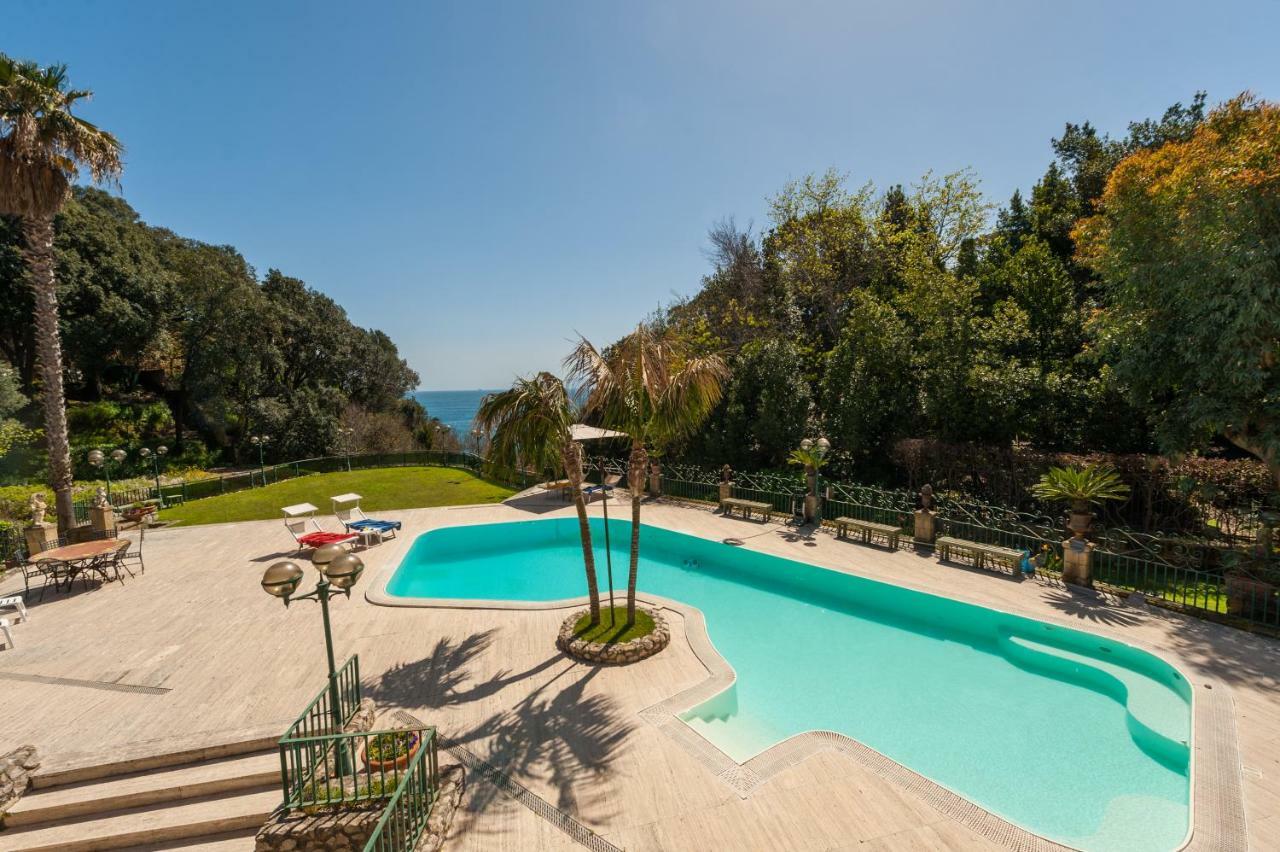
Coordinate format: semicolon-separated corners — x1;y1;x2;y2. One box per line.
0;745;40;817
255;807;383;851
556;608;670;664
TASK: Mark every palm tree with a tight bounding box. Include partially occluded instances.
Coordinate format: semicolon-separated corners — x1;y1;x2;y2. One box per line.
567;324;728;626
475;373;602;624
0;56;122;532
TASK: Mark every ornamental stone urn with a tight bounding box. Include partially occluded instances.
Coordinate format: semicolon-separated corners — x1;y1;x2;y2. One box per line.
1067;499;1095;539
648;461;662;497
913;484;937;545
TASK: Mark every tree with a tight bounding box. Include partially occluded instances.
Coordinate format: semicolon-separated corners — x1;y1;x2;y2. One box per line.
0;56;122;531
476;373;602;624
694;339;810;470
569;325;727;626
821;291;915;472
1077;94;1280;486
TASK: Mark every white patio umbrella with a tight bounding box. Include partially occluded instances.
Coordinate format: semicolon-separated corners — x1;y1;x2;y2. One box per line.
570;423;627;618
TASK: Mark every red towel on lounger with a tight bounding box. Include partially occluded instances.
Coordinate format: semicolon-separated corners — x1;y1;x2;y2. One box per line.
298;532;355;547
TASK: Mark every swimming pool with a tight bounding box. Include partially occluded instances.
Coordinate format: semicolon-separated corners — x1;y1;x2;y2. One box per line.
385;517;1192;851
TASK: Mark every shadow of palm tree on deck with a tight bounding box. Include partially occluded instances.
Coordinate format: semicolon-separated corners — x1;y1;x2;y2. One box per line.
451;664;633;825
1042;587;1146;628
366;630;562;709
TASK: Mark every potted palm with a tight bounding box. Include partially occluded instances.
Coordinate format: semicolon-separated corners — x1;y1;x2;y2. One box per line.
1031;464;1130;538
788;438;831;524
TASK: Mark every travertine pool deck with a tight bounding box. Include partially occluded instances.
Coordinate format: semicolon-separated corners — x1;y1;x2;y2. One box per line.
0;492;1276;851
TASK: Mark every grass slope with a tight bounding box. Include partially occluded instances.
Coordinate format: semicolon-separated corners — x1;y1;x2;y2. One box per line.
159;466;514;526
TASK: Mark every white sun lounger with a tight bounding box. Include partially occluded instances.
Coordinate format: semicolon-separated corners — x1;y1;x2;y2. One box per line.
0;617;14;650
0;595;28;623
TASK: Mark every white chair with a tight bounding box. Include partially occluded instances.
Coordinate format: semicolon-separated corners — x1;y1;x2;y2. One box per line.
0;617;14;650
0;595;28;623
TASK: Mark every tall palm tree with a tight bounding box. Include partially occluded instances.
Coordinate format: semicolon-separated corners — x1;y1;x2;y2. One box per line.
567;324;728;626
475;372;602;624
0;56;122;532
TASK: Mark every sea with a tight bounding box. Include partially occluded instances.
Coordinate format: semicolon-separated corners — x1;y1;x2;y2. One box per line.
409;389;497;437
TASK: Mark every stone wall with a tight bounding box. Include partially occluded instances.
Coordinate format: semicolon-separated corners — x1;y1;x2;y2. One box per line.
556;608;671;664
0;745;40;818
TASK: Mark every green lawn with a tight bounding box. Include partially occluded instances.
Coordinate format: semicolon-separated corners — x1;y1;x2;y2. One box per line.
572;606;657;643
159;466;515;526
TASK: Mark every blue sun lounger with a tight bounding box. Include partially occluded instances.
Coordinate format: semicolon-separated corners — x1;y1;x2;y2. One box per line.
331;493;402;544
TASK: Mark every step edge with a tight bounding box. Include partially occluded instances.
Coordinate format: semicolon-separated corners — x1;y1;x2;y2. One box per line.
0;809;273;852
32;733;281;790
5;773;279;828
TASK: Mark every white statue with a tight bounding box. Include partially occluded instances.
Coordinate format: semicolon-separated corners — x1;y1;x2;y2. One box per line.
92;486;110;509
28;492;48;528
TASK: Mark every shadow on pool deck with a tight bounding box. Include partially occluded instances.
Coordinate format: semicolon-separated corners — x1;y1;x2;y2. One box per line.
366;628;634;831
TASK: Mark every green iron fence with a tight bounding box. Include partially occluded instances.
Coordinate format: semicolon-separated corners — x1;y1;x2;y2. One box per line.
278;655;364;807
277;654;441;852
362;734;441;852
650;460;1280;633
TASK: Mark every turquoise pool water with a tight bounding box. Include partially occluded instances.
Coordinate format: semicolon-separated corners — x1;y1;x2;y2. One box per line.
386;518;1191;851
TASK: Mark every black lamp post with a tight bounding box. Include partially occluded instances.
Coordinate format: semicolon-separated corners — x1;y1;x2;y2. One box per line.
261;544;365;772
249;435;271;485
87;448;127;503
138;445;168;506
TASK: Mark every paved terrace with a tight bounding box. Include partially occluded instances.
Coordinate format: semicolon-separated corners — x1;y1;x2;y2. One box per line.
0;491;1276;851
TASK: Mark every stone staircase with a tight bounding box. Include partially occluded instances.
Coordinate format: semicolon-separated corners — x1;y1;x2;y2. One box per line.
0;735;278;851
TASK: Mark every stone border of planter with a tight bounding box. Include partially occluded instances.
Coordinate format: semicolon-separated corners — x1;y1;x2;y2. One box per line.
555;607;670;664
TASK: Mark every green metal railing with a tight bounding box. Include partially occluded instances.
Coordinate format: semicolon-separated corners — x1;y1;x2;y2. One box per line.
276;655;441;851
279;655;363;807
362;730;441;852
652;460;1280;633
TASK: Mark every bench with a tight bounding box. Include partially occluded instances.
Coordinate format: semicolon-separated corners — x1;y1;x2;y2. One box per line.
720;497;772;522
935;536;1023;573
833;517;901;549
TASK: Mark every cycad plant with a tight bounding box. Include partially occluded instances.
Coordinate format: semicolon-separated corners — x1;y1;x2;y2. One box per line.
0;56;123;532
1031;464;1131;538
475;373;601;624
568;324;728;627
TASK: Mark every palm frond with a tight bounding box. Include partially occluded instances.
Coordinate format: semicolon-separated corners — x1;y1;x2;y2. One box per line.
0;52;123;218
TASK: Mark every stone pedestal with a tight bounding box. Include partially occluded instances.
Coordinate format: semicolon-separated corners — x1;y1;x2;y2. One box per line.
913;510;936;545
719;481;733;504
1061;538;1094;586
648;465;662;497
90;506;115;534
24;525;57;556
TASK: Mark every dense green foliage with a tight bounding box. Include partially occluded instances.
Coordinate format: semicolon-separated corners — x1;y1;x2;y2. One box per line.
1078;95;1280;488
157;466;513;526
666;94;1224;481
0;188;443;483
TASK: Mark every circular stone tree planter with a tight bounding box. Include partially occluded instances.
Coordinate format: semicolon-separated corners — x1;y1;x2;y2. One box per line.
556;608;670;664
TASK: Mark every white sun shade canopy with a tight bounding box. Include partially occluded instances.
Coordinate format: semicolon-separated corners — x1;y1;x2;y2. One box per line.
569;424;628;442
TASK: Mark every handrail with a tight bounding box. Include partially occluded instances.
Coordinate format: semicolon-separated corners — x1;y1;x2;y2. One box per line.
361;729;440;852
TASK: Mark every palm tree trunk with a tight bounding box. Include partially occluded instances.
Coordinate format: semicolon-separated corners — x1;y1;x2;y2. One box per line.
626;442;647;627
22;216;76;534
562;441;601;624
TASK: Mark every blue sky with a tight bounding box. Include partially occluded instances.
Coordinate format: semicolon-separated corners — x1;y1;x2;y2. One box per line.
7;1;1279;390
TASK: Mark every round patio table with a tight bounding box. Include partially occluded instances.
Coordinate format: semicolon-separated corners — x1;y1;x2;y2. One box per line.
37;539;124;586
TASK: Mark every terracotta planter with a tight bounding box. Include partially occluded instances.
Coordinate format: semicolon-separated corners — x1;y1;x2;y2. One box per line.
1224;570;1278;618
359;732;421;773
